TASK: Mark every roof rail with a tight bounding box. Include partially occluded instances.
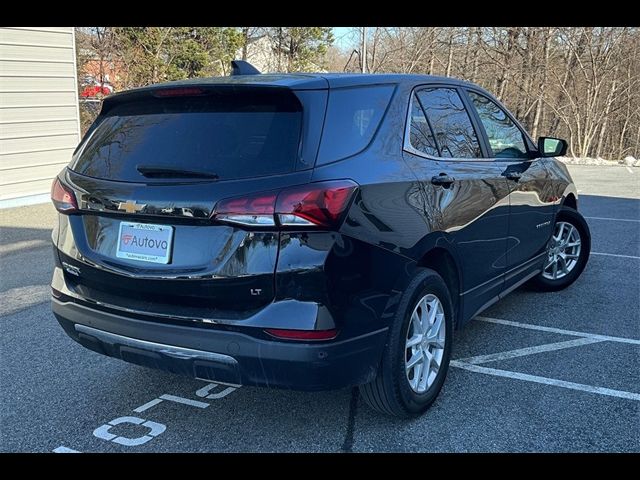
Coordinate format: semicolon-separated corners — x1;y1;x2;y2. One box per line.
231;60;261;76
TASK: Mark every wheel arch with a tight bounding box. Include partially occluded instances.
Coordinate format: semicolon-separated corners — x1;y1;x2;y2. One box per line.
563;192;577;210
416;245;463;328
560;182;579;211
381;234;464;330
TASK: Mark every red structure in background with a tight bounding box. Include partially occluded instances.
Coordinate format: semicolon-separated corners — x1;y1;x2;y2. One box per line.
80;84;113;98
80;58;123;99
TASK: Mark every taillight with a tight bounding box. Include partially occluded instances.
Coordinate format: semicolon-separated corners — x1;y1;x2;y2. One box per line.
275;181;357;227
212;180;358;229
51;178;78;213
213;192;278;227
264;328;338;341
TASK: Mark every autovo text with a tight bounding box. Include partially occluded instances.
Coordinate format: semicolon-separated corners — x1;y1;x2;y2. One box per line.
122;234;168;250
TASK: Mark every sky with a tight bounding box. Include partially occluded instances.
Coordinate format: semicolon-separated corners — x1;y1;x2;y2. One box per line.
332;27;358;51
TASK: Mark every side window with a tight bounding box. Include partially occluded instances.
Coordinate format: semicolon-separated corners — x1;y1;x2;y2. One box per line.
316;85;395;165
408;94;439;157
468;91;528;159
416;88;482;158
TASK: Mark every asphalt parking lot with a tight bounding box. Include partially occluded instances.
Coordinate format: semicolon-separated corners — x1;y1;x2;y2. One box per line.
1;164;638;452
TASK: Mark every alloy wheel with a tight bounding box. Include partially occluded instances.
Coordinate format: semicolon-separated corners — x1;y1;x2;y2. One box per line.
542;221;582;280
405;293;446;393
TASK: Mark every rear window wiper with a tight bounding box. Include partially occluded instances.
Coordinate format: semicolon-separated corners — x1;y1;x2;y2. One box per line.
136;165;219;180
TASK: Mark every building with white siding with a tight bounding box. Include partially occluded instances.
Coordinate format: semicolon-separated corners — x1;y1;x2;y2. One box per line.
0;27;81;208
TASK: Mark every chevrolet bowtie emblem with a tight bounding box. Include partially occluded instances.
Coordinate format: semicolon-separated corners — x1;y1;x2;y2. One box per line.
117;201;146;214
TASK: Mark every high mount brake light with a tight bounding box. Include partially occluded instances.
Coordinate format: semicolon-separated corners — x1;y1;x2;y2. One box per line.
211;180;358;229
51;178;78;213
152;87;207;97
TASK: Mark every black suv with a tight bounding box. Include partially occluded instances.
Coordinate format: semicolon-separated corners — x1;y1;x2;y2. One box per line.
51;64;590;417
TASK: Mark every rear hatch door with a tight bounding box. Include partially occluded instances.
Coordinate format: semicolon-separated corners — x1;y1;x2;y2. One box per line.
58;84;325;314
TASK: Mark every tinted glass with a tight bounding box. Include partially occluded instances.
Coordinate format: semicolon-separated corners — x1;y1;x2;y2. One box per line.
416;88;481;158
468;91;528;158
72;89;303;182
409;94;439;157
317;85;395;164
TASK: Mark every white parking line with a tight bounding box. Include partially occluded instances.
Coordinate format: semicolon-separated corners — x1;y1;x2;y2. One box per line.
53;446;81;453
591;252;640;260
475;316;640;345
133;398;164;413
450;361;640;401
585;216;640;223
456;337;604;365
158;394;210;409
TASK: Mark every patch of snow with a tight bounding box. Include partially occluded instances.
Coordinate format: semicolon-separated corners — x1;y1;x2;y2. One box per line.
557;156;638;167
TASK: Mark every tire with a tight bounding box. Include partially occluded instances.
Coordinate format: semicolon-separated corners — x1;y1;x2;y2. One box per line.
359;268;454;418
529;206;591;292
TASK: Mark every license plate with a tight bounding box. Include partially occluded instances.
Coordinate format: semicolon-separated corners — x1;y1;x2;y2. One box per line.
116;222;174;264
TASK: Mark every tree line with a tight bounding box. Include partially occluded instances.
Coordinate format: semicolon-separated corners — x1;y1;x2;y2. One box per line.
76;27;638;160
75;27;332;132
76;27;332;87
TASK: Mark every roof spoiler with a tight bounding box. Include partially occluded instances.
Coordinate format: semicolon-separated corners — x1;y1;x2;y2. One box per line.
231;60;261;76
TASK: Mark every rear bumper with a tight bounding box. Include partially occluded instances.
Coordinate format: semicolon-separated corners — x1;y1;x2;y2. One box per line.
52;298;387;391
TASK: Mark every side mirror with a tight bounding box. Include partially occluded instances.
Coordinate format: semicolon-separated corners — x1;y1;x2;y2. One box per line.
538;137;568;157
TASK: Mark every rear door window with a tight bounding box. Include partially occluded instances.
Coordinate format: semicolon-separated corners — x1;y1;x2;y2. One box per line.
408;93;439;157
72;88;303;182
415;87;482;158
316;84;395;165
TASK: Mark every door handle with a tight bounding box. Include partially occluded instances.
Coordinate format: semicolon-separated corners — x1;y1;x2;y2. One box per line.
505;171;522;181
431;174;455;187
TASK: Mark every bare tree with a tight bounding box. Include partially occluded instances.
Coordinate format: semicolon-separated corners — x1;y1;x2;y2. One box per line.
331;26;638;160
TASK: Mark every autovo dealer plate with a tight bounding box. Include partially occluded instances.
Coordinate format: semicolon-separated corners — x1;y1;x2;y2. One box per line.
116;222;174;264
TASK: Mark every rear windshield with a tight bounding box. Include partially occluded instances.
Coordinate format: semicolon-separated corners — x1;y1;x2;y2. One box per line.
71;88;303;182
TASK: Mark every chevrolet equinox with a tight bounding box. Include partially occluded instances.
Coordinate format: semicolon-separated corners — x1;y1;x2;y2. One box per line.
51;61;590;417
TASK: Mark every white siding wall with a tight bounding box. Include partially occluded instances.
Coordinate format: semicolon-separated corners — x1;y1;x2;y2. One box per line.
0;27;81;207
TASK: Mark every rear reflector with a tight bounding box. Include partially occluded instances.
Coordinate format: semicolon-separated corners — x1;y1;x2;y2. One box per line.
212;180;358;229
152;87;207;97
51;177;78;213
264;328;339;341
